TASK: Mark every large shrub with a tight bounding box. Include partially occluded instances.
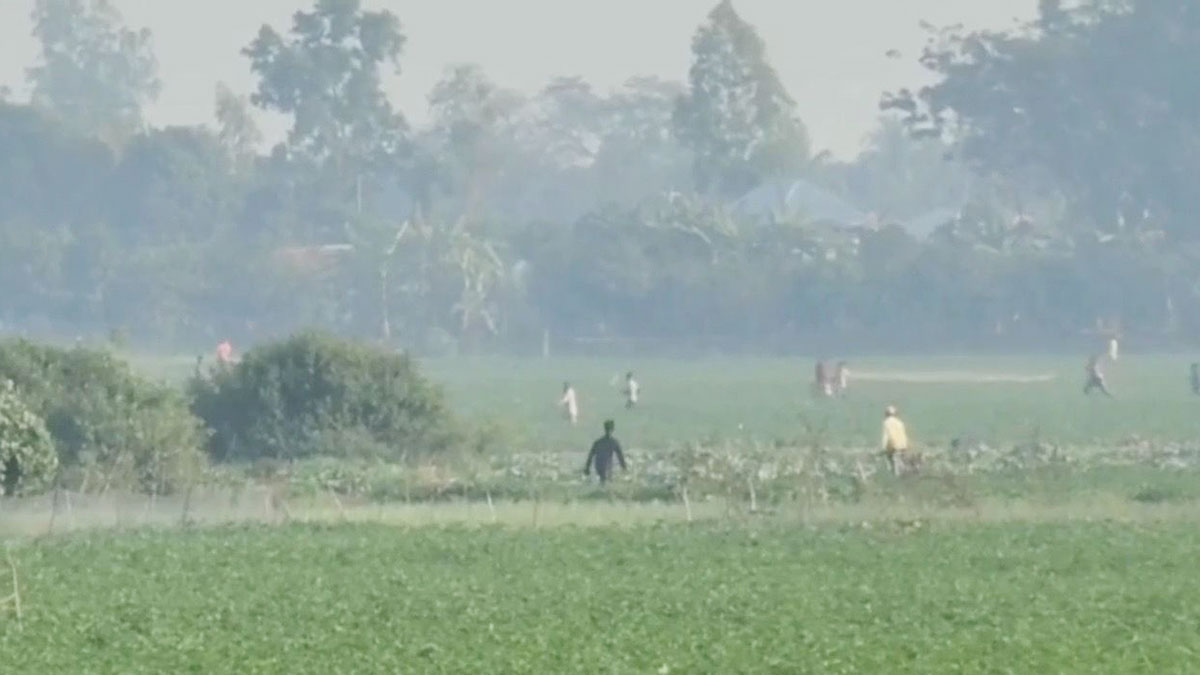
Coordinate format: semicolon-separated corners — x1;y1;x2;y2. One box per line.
0;379;58;495
0;340;207;493
190;332;456;462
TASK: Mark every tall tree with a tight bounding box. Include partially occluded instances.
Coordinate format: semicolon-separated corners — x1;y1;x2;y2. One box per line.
884;0;1200;240
27;0;160;145
674;0;810;198
533;77;605;169
426;64;526;220
835;116;970;222
107;126;237;246
214;83;262;171
243;0;407;172
0;103;113;226
592;77;693;203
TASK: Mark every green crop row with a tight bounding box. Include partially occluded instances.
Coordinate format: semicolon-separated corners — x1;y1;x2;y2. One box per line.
3;522;1198;673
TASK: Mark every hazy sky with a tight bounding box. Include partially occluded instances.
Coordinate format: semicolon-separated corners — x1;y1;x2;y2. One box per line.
0;0;1035;157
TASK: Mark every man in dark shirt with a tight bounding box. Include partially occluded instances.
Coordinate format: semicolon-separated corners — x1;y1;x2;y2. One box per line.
1083;354;1113;397
584;419;626;484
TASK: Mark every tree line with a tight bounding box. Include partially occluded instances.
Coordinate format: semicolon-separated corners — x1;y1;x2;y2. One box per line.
3;0;1199;354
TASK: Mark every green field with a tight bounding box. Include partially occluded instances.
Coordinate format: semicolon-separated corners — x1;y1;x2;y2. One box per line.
3;353;1198;673
421;355;1200;450
137;353;1200;451
4;521;1200;674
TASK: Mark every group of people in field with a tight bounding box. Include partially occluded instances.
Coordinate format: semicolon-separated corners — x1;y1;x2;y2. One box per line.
561;329;1200;484
558;372;639;426
812;358;916;475
1084;335;1200;398
813;360;850;398
559;372;638;484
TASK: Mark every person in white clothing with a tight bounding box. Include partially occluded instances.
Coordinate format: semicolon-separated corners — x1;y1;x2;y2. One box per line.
834;361;850;397
623;371;640;409
560;382;579;425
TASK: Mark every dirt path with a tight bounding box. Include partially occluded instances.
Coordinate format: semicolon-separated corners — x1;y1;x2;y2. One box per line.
852;371;1059;384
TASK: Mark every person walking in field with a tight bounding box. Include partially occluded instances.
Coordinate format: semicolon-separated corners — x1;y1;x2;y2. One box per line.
834;361;850;397
1083;354;1113;397
559;382;579;425
881;405;910;476
584;419;626;484
623;371;640;409
814;360;833;397
1190;363;1200;395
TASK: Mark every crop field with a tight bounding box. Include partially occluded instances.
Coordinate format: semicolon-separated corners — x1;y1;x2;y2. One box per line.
1;353;1197;672
4;521;1200;673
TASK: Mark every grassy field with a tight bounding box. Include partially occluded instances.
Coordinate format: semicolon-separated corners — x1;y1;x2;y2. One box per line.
421;354;1200;450
4;521;1200;674
137;353;1200;451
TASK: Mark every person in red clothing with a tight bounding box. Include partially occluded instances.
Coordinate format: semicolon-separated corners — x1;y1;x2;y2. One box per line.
216;340;235;366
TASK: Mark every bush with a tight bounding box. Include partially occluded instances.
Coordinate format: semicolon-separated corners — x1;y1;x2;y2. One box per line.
190;331;456;462
0;379;58;495
0;340;207;493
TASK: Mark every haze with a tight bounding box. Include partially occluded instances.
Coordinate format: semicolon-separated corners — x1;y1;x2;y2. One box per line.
0;0;1034;157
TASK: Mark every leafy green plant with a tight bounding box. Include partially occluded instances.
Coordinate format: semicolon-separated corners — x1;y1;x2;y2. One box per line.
0;339;206;493
189;331;456;462
0;379;57;495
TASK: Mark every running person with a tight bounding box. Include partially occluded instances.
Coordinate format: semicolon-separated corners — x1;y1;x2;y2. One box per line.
1083;355;1113;397
814;361;833;397
560;382;579;425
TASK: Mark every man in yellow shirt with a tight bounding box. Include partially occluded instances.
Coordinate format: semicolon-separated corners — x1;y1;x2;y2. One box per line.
881;405;909;476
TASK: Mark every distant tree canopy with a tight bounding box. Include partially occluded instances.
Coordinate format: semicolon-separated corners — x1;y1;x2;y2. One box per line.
885;0;1200;240
2;0;1200;352
244;0;408;172
675;0;810;197
27;0;160;145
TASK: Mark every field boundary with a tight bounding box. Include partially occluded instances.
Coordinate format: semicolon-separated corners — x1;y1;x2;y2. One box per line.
6;490;1200;539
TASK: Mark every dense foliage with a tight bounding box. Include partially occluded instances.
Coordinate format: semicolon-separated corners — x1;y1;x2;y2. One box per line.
886;0;1200;241
0;340;206;493
0;380;57;495
190;332;455;462
3;0;1200;352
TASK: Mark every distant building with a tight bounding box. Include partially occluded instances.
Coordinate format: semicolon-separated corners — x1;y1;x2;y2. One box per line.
730;177;959;240
732;178;868;228
271;244;354;278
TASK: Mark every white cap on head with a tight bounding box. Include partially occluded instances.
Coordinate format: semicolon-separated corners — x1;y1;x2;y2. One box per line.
885;405;898;416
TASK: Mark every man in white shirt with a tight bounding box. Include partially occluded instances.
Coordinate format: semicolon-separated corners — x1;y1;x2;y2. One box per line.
560;382;579;425
623;371;639;409
834;361;850;397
